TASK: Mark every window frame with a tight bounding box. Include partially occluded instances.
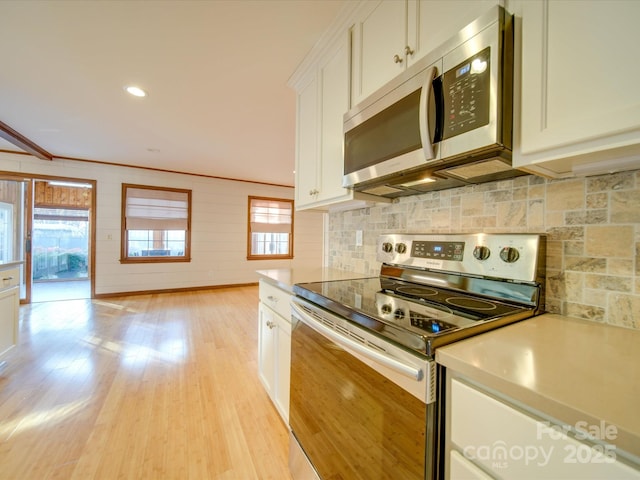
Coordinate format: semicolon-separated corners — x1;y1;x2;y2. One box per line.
247;196;294;261
120;184;192;264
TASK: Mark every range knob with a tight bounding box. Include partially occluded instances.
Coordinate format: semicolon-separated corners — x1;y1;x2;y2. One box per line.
382;242;393;253
380;304;392;315
500;246;520;263
395;243;407;254
473;245;490;261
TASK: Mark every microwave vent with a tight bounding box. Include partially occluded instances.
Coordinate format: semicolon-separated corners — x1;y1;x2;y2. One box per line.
437;158;513;181
361;184;406;196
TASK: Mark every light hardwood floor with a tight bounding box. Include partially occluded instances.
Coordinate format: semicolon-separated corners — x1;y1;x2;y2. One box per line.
0;286;291;479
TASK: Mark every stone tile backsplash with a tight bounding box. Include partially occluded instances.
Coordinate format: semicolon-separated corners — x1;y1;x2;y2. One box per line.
328;169;640;330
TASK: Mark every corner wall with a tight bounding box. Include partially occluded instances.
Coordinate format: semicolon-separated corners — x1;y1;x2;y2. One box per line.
328;170;640;329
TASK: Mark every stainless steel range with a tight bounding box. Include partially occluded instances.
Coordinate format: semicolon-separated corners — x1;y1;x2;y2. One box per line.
289;233;546;480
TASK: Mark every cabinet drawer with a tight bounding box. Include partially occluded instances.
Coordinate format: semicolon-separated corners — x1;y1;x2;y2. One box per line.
259;279;292;321
449;450;492;480
1;267;19;289
450;378;640;478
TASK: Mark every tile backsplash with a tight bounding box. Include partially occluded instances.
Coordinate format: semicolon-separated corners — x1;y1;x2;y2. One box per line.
328;169;640;330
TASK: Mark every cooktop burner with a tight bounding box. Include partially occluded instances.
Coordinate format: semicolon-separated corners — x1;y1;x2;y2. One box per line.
446;297;498;311
395;286;439;297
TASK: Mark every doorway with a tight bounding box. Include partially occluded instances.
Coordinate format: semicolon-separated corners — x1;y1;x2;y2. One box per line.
0;174;96;304
30;179;94;302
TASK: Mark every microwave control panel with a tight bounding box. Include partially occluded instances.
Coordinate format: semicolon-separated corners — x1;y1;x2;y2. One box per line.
441;47;491;140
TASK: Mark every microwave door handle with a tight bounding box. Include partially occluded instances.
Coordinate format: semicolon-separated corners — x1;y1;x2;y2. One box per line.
418;66;438;161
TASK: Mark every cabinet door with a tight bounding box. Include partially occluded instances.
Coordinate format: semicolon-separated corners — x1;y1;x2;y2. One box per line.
515;0;640;175
0;286;19;357
318;36;351;203
295;74;319;208
449;450;493;480
257;303;276;396
408;0;499;68
351;0;407;105
274;316;291;423
449;378;640;478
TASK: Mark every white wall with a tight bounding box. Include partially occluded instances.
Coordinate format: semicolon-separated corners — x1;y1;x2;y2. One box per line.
0;152;325;295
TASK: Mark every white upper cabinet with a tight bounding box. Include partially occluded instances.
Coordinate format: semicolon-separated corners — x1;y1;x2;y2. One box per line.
294;74;319;208
512;0;640;177
291;19;388;211
407;0;501;66
351;0;499;106
350;0;407;106
318;38;351;203
293;35;360;210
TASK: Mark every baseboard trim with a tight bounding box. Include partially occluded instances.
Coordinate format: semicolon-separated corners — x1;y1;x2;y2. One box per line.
94;282;258;299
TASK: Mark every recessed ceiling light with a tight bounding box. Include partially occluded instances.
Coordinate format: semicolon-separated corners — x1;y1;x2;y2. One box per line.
125;85;147;97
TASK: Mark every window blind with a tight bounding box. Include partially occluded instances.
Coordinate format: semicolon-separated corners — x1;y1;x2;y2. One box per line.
125;187;189;230
249;198;292;234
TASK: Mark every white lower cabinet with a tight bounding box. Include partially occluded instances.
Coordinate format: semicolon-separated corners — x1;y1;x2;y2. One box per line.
257;280;291;424
0;267;20;358
446;376;640;479
449;450;493;480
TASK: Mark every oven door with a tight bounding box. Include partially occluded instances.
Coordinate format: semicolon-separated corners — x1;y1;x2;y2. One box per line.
290;297;437;480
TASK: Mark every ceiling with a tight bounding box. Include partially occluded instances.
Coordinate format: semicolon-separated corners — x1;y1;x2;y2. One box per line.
0;0;347;187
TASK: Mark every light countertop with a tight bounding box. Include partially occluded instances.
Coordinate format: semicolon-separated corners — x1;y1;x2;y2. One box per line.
256;267;370;293
436;313;640;460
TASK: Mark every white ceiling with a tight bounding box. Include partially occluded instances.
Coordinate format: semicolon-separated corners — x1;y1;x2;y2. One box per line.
0;0;347;186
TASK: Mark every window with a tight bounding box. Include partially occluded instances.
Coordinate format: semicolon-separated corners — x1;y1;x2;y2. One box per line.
247;196;293;260
121;184;191;263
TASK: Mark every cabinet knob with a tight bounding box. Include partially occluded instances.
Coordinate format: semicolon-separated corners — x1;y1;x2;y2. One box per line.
267;295;278;303
266;320;276;329
404;46;414;56
393;54;403;64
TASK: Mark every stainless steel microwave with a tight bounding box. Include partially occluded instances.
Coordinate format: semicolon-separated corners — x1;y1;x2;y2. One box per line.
343;6;524;198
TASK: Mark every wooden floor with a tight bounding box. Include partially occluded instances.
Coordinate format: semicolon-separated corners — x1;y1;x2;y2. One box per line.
0;286;291;479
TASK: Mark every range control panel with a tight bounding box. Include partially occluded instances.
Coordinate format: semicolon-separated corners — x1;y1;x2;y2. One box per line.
377;233;545;283
411;241;464;261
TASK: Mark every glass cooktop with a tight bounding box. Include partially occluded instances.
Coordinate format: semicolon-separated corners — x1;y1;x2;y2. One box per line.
293;276;534;356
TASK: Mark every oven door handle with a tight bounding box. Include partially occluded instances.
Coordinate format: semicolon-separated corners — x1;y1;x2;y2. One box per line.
292;302;424;382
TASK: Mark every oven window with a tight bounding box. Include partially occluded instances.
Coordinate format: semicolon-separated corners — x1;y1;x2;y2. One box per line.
290;321;428;480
